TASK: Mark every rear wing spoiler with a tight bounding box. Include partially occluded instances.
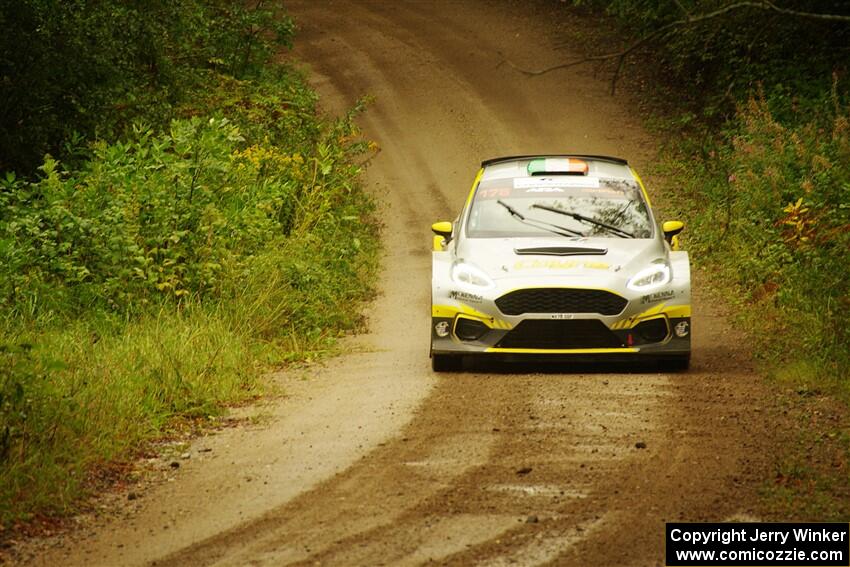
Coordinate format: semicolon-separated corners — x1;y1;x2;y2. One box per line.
481;154;628;167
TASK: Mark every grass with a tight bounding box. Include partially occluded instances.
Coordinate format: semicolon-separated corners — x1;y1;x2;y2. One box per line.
0;68;380;527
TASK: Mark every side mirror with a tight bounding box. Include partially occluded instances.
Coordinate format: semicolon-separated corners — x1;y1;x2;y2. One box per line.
662;220;684;250
431;221;452;251
431;221;452;239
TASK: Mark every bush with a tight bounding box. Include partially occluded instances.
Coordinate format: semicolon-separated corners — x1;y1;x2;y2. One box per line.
672;91;850;380
0;72;379;525
565;2;850;382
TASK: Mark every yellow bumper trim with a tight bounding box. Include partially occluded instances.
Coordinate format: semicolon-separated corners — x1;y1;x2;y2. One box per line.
432;304;512;330
610;303;691;330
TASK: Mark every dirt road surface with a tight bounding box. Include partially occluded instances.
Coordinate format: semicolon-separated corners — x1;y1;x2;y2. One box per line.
29;1;774;565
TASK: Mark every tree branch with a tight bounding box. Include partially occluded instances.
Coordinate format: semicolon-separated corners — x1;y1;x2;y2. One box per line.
499;1;850;94
672;0;691;16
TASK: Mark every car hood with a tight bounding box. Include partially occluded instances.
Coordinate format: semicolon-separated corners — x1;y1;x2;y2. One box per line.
454;236;667;282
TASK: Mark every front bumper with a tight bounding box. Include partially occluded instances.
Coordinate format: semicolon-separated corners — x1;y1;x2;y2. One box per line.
430;290;691;358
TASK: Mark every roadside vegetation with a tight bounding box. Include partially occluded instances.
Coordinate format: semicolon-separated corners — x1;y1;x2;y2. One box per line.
0;2;378;526
564;0;849;518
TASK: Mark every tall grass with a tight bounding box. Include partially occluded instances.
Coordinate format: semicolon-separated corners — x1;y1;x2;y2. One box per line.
0;73;379;525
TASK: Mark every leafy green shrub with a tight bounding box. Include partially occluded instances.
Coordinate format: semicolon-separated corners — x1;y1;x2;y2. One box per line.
670;91;850;381
0;0;381;527
0;72;379;524
0;93;369;316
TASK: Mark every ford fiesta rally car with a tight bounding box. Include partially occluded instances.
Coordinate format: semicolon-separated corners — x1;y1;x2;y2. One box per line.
430;155;691;372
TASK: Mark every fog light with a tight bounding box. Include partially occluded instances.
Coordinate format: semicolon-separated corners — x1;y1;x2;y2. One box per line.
455;318;489;341
434;321;450;337
674;321;690;337
634;318;668;343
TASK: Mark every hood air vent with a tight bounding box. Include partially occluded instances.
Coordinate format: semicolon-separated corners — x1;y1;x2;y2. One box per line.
514;246;607;257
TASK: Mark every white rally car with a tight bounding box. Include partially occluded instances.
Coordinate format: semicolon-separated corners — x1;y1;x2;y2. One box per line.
430;155;691;372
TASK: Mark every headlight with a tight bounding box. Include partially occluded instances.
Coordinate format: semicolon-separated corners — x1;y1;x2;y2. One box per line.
627;261;671;291
451;261;495;289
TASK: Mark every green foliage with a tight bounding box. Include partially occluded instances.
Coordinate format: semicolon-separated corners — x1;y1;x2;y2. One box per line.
189;71;321;152
0;0;294;174
0;0;380;527
573;1;850;120
3;118;279;316
0;71;379;526
0;311;265;521
671;92;850;380
573;0;850;520
570;2;850;381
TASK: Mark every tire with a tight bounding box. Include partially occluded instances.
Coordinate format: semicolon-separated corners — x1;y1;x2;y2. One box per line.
431;354;463;372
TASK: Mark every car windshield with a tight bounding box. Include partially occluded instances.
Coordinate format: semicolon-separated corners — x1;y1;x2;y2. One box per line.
466;176;653;238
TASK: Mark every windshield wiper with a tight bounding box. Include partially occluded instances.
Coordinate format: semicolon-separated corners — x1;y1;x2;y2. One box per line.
496;200;584;238
530;203;635;238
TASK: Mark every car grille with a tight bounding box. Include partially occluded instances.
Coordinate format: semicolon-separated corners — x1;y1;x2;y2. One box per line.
495;288;627;316
495;320;624;349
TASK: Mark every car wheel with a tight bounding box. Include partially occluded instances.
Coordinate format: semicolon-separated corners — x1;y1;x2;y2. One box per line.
659;355;690;372
431;354;463;372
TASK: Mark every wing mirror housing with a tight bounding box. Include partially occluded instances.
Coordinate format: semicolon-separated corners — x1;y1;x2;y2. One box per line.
431;221;453;238
662;220;684;249
431;221;453;251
